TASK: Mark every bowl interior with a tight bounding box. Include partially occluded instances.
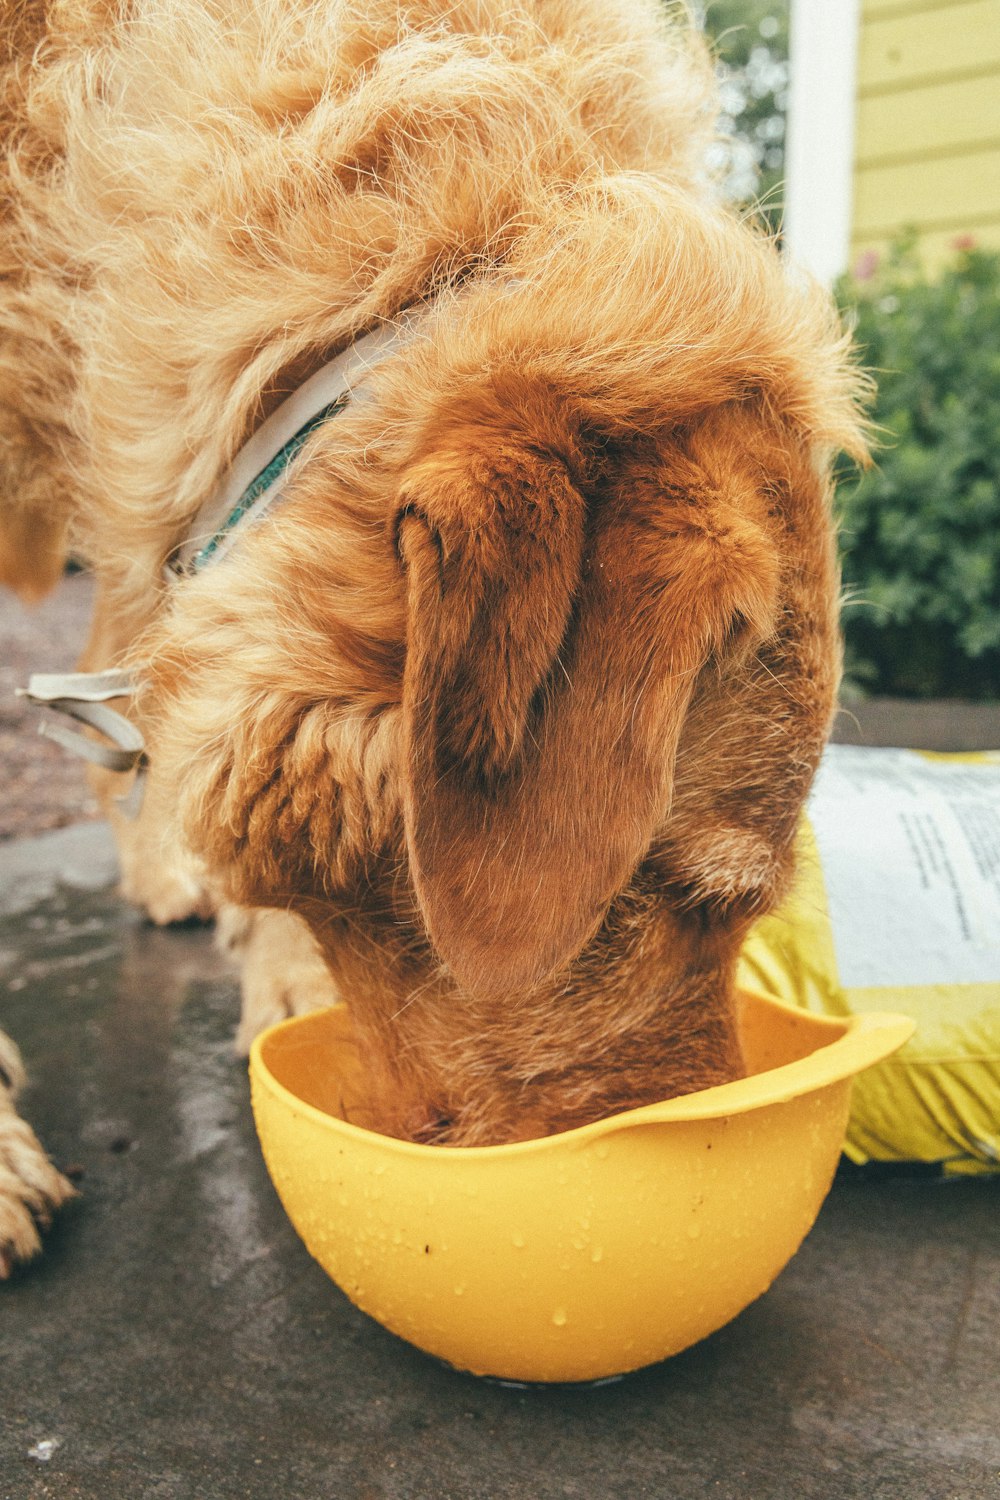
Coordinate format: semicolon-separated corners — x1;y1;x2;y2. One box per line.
256;989;856;1144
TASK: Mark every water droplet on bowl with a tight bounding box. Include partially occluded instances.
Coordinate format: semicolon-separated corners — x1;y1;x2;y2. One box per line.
512;1232;526;1248
552;1308;568;1327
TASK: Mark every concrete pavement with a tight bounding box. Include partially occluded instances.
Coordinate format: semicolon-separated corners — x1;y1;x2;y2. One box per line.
1;821;998;1500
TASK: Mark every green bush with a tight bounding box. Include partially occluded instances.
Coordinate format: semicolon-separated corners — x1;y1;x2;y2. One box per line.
835;240;1000;700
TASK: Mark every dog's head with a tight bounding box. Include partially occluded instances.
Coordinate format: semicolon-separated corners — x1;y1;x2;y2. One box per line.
141;181;866;1142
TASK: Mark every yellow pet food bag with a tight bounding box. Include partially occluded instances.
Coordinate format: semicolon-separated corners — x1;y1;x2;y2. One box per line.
739;745;1000;1174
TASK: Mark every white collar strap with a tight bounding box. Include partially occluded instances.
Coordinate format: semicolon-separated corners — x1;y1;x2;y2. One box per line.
167;314;418;577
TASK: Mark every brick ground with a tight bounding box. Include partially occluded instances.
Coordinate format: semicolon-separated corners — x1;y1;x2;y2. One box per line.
0;570;100;841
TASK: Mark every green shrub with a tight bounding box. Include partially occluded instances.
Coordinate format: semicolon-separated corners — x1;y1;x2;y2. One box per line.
835;240;1000;700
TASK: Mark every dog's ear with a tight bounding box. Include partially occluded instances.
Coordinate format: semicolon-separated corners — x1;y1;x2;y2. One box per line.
396;426;780;998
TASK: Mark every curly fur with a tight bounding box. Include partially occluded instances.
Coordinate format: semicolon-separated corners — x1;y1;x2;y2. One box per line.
1;0;868;1172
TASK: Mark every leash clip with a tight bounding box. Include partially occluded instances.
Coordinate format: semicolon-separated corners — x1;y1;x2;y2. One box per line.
17;670;147;820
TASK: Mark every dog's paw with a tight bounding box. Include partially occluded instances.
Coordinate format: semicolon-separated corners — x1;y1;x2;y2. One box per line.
218;907;340;1055
118;850;216;927
0;1034;76;1278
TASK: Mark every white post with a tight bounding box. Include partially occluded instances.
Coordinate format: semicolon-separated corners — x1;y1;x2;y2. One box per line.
784;0;862;283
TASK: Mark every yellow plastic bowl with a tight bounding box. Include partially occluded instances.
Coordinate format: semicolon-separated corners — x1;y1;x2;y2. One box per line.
249;990;913;1383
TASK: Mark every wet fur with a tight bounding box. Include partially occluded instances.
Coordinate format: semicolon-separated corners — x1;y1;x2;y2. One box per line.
1;0;866;1180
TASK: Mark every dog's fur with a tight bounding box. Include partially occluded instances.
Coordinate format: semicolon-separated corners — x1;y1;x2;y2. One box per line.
0;0;867;1270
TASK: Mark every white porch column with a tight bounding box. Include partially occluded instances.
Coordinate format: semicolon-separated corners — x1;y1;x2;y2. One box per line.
784;0;862;282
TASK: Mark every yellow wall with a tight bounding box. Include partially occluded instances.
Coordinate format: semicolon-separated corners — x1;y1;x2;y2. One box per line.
851;0;1000;267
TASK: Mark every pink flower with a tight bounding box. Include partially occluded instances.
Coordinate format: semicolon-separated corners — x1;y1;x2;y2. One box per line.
952;233;977;251
853;249;880;281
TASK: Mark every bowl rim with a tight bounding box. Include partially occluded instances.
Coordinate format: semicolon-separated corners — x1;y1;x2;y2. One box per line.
249;989;915;1161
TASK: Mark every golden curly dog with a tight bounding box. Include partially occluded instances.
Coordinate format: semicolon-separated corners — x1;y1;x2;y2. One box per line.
0;0;866;1272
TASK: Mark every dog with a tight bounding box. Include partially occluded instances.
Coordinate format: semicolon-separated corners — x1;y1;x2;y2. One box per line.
0;0;866;1274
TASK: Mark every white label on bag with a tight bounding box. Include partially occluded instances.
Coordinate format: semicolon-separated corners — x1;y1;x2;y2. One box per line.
808;745;1000;989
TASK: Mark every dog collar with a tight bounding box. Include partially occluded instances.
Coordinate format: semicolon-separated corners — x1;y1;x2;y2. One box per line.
166;314;417;577
23;313;422;814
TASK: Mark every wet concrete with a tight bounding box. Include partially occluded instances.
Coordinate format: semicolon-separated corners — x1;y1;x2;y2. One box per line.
2;822;998;1500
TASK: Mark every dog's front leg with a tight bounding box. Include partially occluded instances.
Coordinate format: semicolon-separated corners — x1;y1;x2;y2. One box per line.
107;781;216;927
217;907;341;1056
0;1031;76;1277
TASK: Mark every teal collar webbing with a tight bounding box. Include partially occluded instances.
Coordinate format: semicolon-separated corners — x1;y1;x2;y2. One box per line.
186;396;348;572
168;316;417;578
